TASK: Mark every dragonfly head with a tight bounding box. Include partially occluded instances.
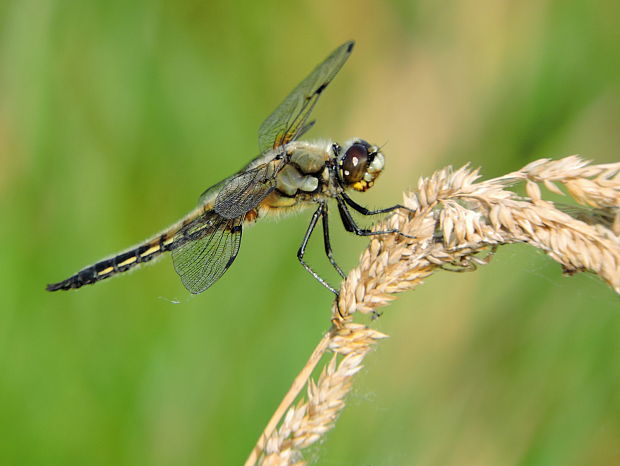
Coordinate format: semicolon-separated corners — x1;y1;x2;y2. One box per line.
336;139;384;192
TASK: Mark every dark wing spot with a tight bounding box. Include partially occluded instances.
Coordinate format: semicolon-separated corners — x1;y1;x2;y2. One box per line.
346;42;354;53
316;82;328;95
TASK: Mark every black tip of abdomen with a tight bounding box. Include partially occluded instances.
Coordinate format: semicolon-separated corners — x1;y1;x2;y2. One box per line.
46;281;68;292
46;267;97;292
46;278;77;292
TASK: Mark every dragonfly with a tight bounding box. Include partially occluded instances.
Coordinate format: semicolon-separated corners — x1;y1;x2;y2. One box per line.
47;40;411;296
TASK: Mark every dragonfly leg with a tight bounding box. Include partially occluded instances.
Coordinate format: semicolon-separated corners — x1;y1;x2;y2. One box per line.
337;196;416;239
297;203;339;295
320;203;346;278
340;191;415;216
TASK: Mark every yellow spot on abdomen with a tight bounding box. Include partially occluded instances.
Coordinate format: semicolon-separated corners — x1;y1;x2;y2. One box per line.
118;256;137;267
141;245;160;257
97;266;114;276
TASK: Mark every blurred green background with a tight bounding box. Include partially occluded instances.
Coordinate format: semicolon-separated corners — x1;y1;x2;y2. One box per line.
1;0;619;464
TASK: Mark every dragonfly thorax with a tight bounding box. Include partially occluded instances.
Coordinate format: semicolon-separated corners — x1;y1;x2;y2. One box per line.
337;139;384;192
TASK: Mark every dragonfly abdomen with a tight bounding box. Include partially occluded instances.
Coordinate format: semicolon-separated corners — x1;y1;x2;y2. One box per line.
46;236;169;291
46;205;208;292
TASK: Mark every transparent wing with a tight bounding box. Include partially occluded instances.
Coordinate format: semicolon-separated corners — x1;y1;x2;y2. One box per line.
197;177;230;206
556;203;618;229
258;41;355;153
171;212;243;294
214;160;281;219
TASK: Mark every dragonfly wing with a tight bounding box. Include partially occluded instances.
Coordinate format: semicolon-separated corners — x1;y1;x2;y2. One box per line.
171;212;243;294
213;161;280;219
257;41;354;153
555;203;618;230
197;177;230;205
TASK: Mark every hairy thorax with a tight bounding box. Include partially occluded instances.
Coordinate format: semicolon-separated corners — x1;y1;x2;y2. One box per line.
255;141;341;220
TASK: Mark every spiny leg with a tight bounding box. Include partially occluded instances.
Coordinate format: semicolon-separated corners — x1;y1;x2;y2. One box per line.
297;203;339;295
341;192;415;216
337;196;416;239
320;203;346;278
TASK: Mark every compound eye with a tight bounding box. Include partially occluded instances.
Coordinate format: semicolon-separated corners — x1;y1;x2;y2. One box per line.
341;143;369;184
